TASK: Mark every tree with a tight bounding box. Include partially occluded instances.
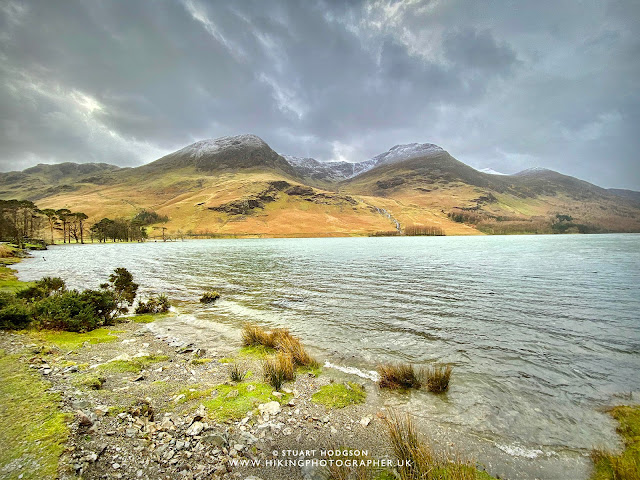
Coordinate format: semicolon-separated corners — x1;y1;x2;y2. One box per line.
41;209;58;244
100;267;138;315
75;212;88;244
56;208;72;244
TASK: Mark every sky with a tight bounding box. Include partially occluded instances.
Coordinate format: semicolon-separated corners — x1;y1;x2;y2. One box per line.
1;0;639;190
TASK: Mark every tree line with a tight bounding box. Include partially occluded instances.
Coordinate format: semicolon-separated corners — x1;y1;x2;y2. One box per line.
0;200;166;245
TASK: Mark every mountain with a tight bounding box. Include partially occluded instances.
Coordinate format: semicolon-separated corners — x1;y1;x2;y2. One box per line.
143;134;297;177
0;162;123;200
0;134;639;238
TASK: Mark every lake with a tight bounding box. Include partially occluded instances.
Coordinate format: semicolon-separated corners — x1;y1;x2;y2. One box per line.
13;234;640;479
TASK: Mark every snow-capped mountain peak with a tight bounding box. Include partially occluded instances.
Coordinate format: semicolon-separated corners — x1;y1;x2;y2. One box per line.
371;143;444;166
174;134;268;159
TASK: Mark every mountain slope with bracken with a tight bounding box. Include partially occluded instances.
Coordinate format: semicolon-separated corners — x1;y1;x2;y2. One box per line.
0;134;639;238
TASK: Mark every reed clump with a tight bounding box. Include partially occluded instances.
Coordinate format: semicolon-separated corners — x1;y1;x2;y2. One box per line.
384;411;489;480
377;363;422;390
200;291;220;303
229;363;247;382
377;362;453;393
242;323;319;368
424;364;453;393
262;352;295;390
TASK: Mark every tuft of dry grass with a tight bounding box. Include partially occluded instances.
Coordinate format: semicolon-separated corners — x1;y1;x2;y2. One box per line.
384;411;490;480
377;363;422;390
242;323;319;368
0;245;14;258
424;364;453;393
262;352;295;390
229;363;247;382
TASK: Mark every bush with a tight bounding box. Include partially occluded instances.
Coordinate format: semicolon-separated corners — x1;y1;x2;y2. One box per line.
0;292;31;330
135;294;170;314
100;267;138;315
377;363;422;390
17;277;66;302
200;291;220;303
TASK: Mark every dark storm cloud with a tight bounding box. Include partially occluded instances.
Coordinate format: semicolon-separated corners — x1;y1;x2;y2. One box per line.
0;0;638;189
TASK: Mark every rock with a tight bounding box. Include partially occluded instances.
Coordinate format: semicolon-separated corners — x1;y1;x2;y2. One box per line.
173;394;186;403
186;421;204;436
63;365;79;373
330;426;338;434
191;404;206;423
272;391;283;398
226;389;239;399
202;433;226;447
76;410;93;427
132;374;144;382
282;427;292;436
258;401;281;416
360;416;372;427
245;477;264;480
112;463;121;470
239;431;258;444
234;443;245;452
246;384;256;392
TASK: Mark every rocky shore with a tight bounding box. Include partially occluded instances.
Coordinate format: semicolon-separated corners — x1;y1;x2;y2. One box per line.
0;317;396;480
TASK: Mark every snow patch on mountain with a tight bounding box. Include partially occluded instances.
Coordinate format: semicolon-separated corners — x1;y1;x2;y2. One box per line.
174;134;267;159
371;143;444;166
479;167;507;175
282;142;445;180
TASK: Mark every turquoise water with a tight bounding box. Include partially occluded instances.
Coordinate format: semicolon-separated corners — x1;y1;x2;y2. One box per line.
14;234;640;479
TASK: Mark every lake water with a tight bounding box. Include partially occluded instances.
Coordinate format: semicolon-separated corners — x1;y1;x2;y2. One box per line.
13;234;640;479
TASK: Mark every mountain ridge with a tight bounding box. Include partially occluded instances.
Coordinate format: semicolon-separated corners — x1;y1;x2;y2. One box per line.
1;134;639;237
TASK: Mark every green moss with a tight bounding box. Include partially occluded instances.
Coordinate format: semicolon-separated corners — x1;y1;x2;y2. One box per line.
98;354;169;373
239;345;275;358
312;382;366;409
0;265;34;293
298;364;322;377
28;328;120;350
218;357;234;364
191;358;213;365
0;350;69;479
130;313;169;324
591;405;640;480
72;372;106;390
202;382;288;421
176;385;217;403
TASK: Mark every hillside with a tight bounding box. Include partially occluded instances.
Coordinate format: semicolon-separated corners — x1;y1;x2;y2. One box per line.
1;135;639;238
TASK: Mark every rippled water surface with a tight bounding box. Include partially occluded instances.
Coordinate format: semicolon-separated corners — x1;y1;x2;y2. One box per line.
14;234;640;479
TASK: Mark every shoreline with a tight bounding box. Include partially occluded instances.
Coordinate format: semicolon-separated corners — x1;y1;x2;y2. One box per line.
2;246;638;479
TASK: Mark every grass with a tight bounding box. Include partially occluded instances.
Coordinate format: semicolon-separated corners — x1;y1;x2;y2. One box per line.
191;357;213;365
0;350;69;480
176;385;216;403
218;357;235;363
200;291;220;303
201;382;289;421
72;372;106;390
384;410;497;480
424;364;453;393
312;382;366;409
28;328;120;351
242;323;319;367
377;363;453;393
262;352;296;390
130;313;170;323
0;264;34;293
98;354;169;373
229;363;248;382
378;363;422;390
591;405;640;480
239;345;276;358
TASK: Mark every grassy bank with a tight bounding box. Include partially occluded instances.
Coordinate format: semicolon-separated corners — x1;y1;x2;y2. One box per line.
591;405;640;480
0;351;69;479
